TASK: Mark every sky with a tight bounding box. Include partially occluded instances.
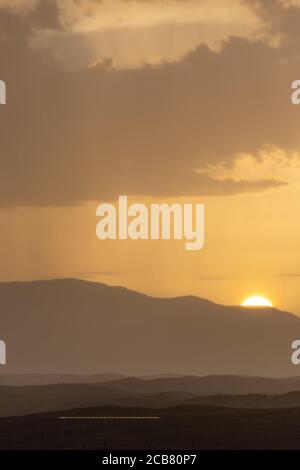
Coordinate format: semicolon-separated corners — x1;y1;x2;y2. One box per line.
1;0;300;313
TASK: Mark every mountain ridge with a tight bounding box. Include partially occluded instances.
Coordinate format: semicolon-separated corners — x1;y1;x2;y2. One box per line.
0;278;299;376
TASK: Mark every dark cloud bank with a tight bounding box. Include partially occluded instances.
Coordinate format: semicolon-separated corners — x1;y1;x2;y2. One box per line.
0;0;298;207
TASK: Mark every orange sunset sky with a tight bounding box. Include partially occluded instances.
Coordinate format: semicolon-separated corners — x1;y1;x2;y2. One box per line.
1;0;300;313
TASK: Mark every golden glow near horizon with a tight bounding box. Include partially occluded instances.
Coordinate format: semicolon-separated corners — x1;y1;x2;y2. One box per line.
241;296;273;308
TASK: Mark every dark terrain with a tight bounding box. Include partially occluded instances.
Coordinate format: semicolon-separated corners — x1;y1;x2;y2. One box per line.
0;375;299;449
1;405;300;450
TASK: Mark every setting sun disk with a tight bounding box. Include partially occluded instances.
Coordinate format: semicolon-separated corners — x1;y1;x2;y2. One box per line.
241;296;273;307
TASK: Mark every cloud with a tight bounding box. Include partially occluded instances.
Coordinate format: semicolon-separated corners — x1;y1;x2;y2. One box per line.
4;0;263;69
30;0;62;31
0;1;297;206
0;0;37;11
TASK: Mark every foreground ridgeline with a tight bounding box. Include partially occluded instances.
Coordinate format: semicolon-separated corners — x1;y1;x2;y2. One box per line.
96;196;204;251
0;80;6;104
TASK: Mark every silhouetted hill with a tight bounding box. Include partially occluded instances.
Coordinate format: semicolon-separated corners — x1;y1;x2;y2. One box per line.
103;375;300;395
0;278;299;376
184;391;300;409
1;404;300;449
0;383;196;417
2;377;300;417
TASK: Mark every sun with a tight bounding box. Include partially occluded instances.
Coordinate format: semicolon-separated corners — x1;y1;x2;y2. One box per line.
241;295;273;307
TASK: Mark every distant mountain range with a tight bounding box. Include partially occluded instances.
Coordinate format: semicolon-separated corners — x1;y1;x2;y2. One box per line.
0;278;299;376
3;375;300;417
97;374;300;395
